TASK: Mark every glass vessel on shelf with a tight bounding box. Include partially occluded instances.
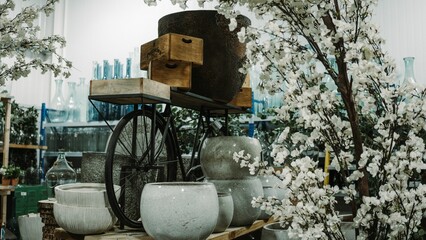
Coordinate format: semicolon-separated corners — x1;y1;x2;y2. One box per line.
66;82;80;122
48;79;68;123
402;57;416;86
45;152;76;198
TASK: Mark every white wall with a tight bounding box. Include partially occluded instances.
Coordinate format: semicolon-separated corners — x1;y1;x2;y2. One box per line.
63;0;217;83
373;0;426;86
8;0;426;107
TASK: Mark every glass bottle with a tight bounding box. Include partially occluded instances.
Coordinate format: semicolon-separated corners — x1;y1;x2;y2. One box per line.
49;79;68;123
45;152;76;198
402;57;416;86
76;77;88;122
125;57;132;78
324;57;338;92
66;82;80;122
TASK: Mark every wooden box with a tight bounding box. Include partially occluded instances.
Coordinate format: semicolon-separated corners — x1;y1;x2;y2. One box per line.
148;61;192;90
230;74;252;109
140;33;203;69
230;87;252;109
89;78;170;104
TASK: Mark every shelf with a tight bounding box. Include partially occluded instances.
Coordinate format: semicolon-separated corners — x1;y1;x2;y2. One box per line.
170;89;250;115
10;144;47;150
54;219;275;240
0;185;15;193
44;120;120;128
44;151;84;158
88;79;250;115
0;144;47;152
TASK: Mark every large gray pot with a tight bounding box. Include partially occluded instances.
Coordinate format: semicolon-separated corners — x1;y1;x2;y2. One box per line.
206;177;263;227
158;10;251;103
140;182;219;240
200;136;262;179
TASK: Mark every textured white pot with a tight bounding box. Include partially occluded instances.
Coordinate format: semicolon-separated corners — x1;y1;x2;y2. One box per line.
53;203;117;234
200;136;262;179
18;214;44;240
55;182;120;208
140;182;219;240
206;177;263;226
214;192;234;233
261;222;289;240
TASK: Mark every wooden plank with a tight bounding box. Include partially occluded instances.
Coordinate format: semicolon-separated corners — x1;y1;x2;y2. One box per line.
141;33;203;69
54;228;151;240
55;219;275;240
149;61;192;90
229;87;252;109
8;144;47;150
208;219;275;240
89;78;170;104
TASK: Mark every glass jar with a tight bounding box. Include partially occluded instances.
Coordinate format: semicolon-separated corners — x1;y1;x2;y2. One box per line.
49;79;68;123
45;152;76;198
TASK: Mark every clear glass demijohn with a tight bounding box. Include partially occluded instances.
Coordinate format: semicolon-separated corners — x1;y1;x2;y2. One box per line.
45;152;76;198
49;79;68;123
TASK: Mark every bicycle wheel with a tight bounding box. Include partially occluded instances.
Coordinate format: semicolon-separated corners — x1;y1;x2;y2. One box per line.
105;107;177;229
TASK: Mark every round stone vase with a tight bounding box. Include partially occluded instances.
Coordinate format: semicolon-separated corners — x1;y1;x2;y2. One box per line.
200;136;262;179
140;182;219;240
214;192;234;233
158;10;251;103
206;177;263;227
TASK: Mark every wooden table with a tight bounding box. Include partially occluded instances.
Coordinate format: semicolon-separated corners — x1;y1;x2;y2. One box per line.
54;218;276;240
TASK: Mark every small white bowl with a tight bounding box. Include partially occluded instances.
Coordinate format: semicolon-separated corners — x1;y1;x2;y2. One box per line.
55;183;120;208
53;202;117;235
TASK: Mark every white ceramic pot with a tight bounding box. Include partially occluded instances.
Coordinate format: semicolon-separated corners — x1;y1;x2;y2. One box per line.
206;177;263;226
53;203;117;234
200;136;262;179
18;214;44;240
261;222;289;240
55;183;120;208
214;192;234;233
140;182;219;240
258;186;277;220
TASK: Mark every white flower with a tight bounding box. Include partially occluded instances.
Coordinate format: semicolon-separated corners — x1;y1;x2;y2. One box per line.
228;17;237;31
144;0;426;237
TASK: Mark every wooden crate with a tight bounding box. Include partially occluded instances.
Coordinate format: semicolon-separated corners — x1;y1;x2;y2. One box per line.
89;78;170;104
148;61;192;90
230;87;252;109
230;74;252;109
140;33;203;69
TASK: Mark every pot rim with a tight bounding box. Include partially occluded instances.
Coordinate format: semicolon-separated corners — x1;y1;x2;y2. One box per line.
146;182;214;187
217;192;232;197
